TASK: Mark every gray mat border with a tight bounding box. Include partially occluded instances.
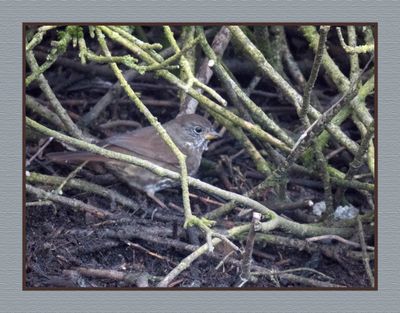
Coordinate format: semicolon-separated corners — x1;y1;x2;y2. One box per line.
1;1;399;312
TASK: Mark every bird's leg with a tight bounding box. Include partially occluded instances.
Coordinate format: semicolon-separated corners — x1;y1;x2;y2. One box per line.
146;191;168;209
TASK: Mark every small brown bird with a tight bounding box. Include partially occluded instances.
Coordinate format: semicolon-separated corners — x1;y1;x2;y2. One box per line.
47;114;220;207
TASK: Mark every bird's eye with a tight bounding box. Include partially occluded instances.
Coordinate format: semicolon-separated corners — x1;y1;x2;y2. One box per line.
194;126;203;134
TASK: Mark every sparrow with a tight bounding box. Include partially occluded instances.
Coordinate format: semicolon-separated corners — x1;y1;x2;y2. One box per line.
47;114;220;207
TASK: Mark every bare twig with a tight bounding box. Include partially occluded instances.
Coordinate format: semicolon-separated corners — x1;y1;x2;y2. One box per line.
26;26;73;86
300;26;330;126
182;26;232;114
336;27;374;54
239;212;261;284
26;172;140;212
26;25;58;51
357;217;375;287
69;267;152;287
26;50;85;140
26;184;113;218
26;136;54;167
230;25;363;156
26;95;65;131
306;234;374;251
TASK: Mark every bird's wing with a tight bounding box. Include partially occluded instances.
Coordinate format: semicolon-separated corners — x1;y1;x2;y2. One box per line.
48;126;182;169
102;126;180;167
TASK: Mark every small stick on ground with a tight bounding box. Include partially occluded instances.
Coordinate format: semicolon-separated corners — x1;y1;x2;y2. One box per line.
236;212;261;287
357;216;375;287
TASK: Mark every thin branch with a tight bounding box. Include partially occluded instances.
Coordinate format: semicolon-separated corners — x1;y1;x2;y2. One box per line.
357;217;375;287
26;172;140;212
229;25;361;156
301;25;330;126
95;27;194;228
26;95;65;131
26;50;84;140
288;55;373;167
26;184;113;219
26;26;73;86
182;26;232;114
240;212;261;283
337;27;374;54
196;26;294;147
26;25;58;51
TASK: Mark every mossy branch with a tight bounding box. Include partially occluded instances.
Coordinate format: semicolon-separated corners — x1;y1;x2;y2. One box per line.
337;27;374;54
26;26;73;86
228;25;361;157
97;25;291;152
95;27;195;227
26;50;84;140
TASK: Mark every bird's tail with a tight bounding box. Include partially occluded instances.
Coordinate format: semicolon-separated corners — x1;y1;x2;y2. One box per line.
47;151;110;163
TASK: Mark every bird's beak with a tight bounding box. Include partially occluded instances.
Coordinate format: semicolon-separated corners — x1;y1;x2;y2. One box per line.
205;130;221;140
